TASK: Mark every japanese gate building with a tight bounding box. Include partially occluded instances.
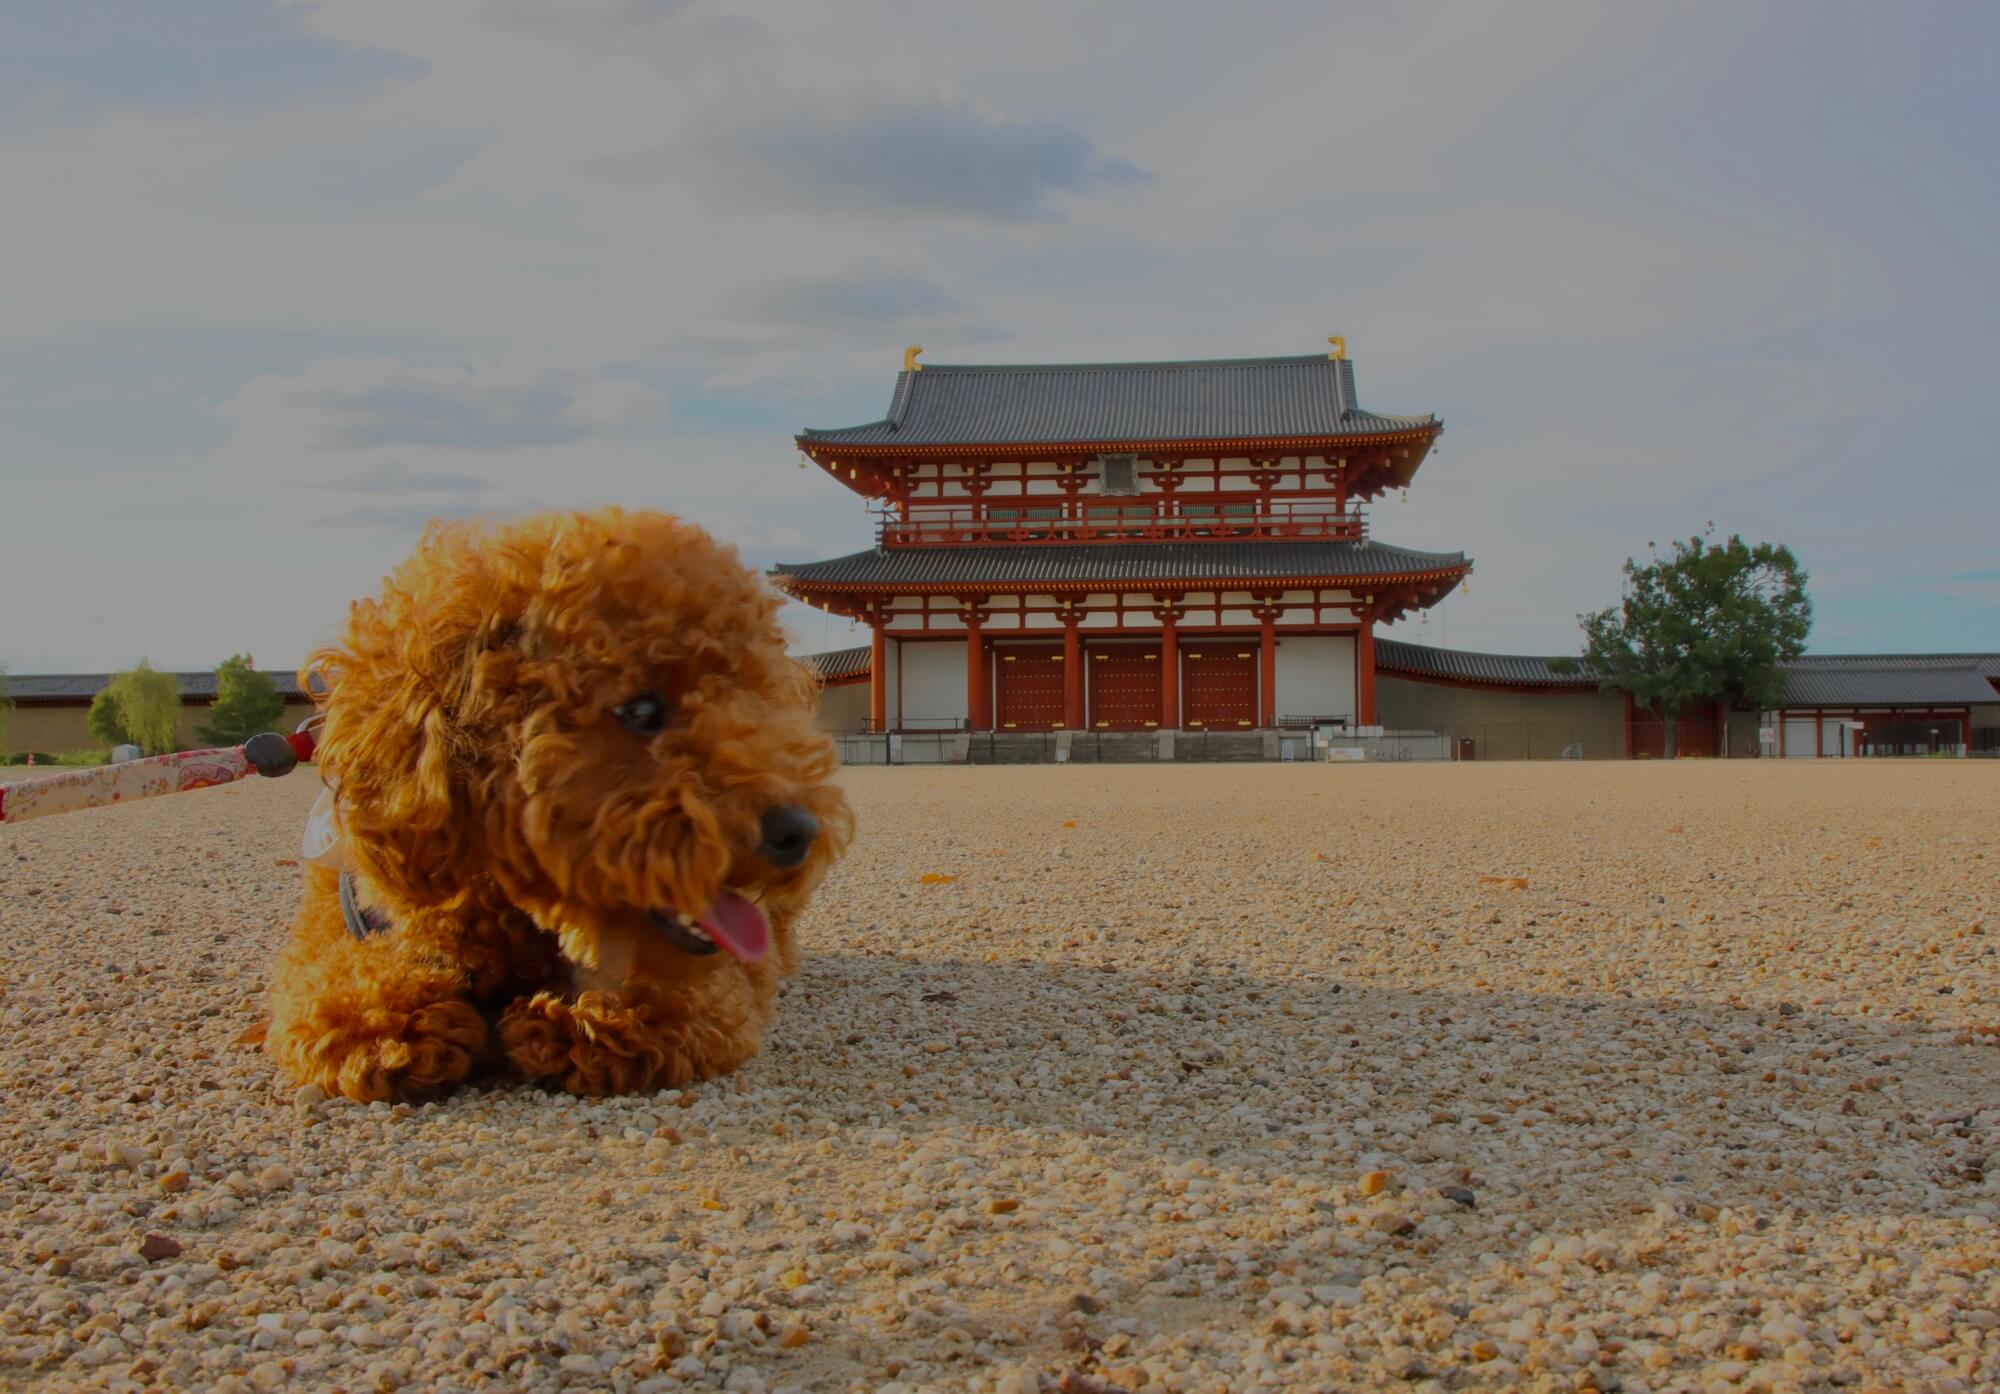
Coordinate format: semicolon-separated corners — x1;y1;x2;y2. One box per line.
773;344;1466;737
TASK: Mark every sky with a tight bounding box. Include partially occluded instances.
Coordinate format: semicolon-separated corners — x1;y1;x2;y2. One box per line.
2;0;1996;675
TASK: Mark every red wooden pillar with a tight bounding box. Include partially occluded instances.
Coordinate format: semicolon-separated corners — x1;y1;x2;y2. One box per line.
1258;616;1277;728
1357;620;1377;727
1062;620;1083;731
965;623;988;732
1159;619;1179;730
868;624;887;733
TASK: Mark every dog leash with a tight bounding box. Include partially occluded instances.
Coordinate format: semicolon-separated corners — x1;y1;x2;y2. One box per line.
0;726;315;824
0;719;386;943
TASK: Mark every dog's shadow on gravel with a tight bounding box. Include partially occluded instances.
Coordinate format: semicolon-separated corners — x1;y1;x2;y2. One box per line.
761;948;1998;1224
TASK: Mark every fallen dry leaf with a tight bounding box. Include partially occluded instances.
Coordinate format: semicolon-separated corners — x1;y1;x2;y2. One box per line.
1478;875;1531;890
234;1020;269;1047
139;1234;182;1262
273;858;299;868
1062;820;1077;828
918;873;959;885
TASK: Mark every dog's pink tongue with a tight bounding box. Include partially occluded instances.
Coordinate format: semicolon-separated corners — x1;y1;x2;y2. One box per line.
700;893;769;964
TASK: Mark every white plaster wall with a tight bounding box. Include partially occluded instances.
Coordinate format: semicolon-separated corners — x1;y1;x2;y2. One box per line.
1273;636;1356;724
816;683;869;733
1075;594;1121;629
897;640;965;726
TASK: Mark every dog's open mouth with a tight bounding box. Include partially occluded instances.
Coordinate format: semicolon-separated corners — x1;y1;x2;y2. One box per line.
648;892;769;964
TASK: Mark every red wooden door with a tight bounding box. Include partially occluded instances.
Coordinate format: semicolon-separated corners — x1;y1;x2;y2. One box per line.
994;645;1065;730
1629;706;1718;758
1087;645;1161;729
1181;643;1257;730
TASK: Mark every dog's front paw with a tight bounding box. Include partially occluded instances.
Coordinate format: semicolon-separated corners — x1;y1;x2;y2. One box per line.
274;999;487;1103
499;990;692;1097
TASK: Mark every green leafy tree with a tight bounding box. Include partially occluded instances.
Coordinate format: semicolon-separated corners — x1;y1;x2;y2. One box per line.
196;654;284;746
1551;528;1811;757
87;661;183;755
86;687;125;747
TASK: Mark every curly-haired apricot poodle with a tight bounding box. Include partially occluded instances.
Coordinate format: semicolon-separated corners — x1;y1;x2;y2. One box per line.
267;507;851;1102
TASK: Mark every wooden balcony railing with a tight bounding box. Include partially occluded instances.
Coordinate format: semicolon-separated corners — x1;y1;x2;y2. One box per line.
876;505;1366;547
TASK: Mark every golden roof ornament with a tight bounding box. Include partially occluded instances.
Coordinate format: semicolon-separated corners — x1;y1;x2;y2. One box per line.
903;344;924;372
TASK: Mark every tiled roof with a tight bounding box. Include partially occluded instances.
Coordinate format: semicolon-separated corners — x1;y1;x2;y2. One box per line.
797;646;870;682
772;540;1469;590
1377;643;2000;706
1784;652;2000;680
800;355;1437;448
1777;666;2000;708
1376;640;1596;687
3;671;308;704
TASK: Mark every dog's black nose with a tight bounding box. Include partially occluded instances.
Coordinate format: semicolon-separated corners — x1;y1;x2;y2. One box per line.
757;805;819;869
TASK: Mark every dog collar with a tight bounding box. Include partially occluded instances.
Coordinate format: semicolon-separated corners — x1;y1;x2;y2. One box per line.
302;786;391;941
338;869;394;941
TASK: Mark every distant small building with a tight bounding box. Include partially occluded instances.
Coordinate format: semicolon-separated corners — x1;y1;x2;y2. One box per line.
3;672;316;755
1749;655;2000;758
1370;643;2000;759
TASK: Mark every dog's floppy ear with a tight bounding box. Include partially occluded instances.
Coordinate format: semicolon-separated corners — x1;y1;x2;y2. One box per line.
305;524;506;906
306;629;484;906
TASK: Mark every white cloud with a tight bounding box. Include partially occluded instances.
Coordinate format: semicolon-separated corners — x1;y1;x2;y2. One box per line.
305;461;494;494
204;356;670;535
2;1;1996;665
583;93;1152;223
217;356;666;454
735;262;969;329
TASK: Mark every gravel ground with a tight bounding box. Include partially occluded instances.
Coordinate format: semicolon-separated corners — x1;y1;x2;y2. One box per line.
1;762;1996;1394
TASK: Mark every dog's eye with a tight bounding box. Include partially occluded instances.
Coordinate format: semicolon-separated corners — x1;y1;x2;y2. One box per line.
612;691;671;736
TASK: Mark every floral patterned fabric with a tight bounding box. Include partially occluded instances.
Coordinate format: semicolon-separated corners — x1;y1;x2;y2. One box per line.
0;747;251;824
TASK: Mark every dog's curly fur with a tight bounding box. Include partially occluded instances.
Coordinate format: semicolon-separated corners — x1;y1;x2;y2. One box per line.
266;507;851;1102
